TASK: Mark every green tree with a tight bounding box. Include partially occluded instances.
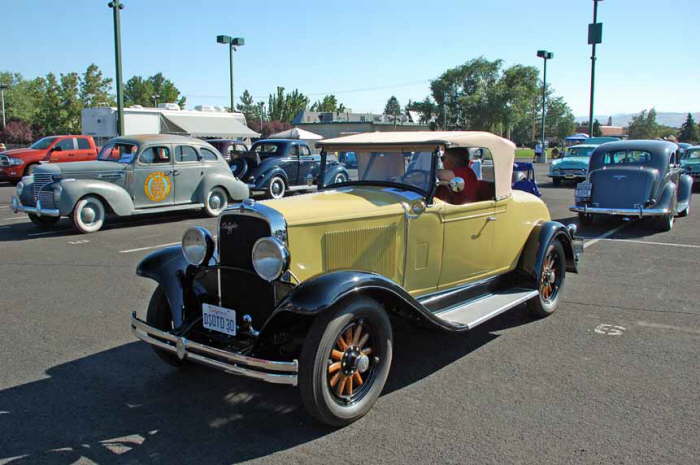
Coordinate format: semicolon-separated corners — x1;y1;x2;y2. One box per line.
236;89;260;122
80;64;114;108
267;87;309;123
384;96;401;117
678;113;698;142
35;73;62;134
592;119;602;137
310;94;346;112
627;108;659;139
124;73;185;107
406;96;437;125
59;72;82;133
0;72;44;124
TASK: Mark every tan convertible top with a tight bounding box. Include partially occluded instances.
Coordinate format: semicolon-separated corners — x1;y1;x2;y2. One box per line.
319;131;516;200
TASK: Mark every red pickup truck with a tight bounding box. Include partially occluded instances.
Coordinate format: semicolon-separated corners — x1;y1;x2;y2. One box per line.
0;135;99;182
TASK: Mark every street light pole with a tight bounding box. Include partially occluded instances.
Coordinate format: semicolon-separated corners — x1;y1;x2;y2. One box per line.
152;94;159;107
0;84;7;129
588;0;604;136
108;1;125;136
217;36;245;112
537;50;553;163
258;102;264;131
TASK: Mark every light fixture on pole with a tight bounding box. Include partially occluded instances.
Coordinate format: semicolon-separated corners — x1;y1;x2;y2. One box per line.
216;35;245;113
0;84;8;129
588;0;604;136
537;49;554;163
152;94;160;107
108;1;125;136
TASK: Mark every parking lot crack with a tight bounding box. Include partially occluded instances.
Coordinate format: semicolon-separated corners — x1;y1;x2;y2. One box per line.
563;300;698;317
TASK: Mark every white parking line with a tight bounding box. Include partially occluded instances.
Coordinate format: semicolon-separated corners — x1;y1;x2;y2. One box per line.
593;238;700;249
0;216;25;221
119;242;181;254
583;223;629;249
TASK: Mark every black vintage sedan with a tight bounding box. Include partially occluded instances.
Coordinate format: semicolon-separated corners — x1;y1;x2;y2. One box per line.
570;140;692;231
230;139;350;199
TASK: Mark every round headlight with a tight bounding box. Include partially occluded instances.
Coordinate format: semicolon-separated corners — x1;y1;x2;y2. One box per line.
181;226;215;266
16;181;24;197
252;236;290;282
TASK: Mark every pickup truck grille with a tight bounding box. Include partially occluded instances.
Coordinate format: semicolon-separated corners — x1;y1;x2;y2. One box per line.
33;173;55;201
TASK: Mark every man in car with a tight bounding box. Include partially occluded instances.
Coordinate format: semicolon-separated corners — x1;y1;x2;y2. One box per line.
436;147;478;204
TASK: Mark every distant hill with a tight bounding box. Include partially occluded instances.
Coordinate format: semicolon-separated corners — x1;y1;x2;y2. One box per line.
575;112;700;128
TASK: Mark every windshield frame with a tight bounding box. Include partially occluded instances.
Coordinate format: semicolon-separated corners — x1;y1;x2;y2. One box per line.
682;149;700;160
564;147;594;158
251;141;287;157
319;149;438;199
30;137;59;150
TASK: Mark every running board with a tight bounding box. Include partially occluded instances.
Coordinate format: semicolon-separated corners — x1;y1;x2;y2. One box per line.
434;288;538;330
131;203;205;215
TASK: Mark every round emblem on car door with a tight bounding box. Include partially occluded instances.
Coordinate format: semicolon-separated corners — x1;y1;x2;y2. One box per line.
144;171;172;202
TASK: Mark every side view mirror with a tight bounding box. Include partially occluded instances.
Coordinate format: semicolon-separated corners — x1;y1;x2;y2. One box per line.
50;146;62;152
449;177;465;193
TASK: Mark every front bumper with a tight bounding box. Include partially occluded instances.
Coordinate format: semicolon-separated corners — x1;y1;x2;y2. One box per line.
10;196;60;217
569;204;670;217
130;312;298;386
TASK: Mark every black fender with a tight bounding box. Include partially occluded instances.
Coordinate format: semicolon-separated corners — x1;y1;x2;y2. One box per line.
677;174;693;207
262;270;463;334
653;182;677;212
136;246;189;327
255;167;289;190
323;164;350;184
519;221;579;281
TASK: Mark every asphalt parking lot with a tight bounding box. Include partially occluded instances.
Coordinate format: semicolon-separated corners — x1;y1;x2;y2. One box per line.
0;165;698;465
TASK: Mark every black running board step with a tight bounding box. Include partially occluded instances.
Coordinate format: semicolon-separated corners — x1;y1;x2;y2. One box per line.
434;288;538;330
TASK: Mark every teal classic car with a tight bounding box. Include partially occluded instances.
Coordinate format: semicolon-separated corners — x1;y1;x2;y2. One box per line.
548;144;597;186
11;134;249;233
681;146;700;185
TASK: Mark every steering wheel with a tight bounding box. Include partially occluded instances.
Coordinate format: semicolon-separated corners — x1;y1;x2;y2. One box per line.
402;169;430;187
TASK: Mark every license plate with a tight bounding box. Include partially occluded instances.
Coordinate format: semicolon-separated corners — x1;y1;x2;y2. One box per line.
202;303;237;336
575;182;592;198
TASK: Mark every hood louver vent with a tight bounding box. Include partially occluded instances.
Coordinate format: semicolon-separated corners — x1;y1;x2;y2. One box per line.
322;224;397;276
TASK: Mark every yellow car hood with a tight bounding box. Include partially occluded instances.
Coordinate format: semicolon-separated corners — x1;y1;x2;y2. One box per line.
259;186;410;226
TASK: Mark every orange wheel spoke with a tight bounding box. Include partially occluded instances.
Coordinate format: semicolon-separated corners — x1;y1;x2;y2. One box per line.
329;371;342;387
328;362;341;374
344;327;353;343
337;335;348;350
346;375;354;396
352;323;363;346
358;333;369;349
336;375;347;396
353;372;363;386
331;349;344;361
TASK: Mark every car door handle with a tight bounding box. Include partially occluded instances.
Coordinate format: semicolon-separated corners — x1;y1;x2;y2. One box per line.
486;216;497;222
171;170;180;176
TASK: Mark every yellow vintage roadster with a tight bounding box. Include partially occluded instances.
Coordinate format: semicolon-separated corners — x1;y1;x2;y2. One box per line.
131;131;582;426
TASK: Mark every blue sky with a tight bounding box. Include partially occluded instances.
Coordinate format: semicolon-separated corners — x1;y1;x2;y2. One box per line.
1;0;698;116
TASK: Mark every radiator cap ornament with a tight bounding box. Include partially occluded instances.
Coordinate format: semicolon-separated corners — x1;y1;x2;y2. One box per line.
242;198;256;210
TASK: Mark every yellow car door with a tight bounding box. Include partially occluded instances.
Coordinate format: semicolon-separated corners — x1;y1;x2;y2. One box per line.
437;199;497;289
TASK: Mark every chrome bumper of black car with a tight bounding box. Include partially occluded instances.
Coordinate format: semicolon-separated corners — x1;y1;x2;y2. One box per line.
130;312;298;386
10;196;60;217
569;205;669;217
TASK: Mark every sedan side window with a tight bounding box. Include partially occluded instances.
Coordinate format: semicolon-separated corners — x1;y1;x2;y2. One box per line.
299;145;311;156
139;146;171;164
200;148;219;161
175;145;199;163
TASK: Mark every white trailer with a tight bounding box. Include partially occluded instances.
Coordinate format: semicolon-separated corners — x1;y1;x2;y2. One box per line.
82;105;260;145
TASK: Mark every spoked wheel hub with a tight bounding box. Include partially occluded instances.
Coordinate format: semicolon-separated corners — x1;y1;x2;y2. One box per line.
327;320;375;401
540;252;560;302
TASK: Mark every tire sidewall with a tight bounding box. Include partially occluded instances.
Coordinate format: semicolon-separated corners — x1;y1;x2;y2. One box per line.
300;297;392;426
146;286;186;367
72;195;105;233
268;176;286;199
529;240;566;316
333;172;347;184
204;187;228;217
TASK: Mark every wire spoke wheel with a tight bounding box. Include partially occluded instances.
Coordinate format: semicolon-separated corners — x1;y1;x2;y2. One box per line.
327;320;375;402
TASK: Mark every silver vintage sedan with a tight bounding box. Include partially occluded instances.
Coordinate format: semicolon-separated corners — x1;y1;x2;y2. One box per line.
11;134;249;233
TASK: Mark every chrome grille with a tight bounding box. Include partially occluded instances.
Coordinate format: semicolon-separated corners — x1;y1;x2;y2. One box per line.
33;173;54;200
38;191;56;209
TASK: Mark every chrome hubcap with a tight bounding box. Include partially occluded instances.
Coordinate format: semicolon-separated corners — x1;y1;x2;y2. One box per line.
210;193;222;210
82;206;96;224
